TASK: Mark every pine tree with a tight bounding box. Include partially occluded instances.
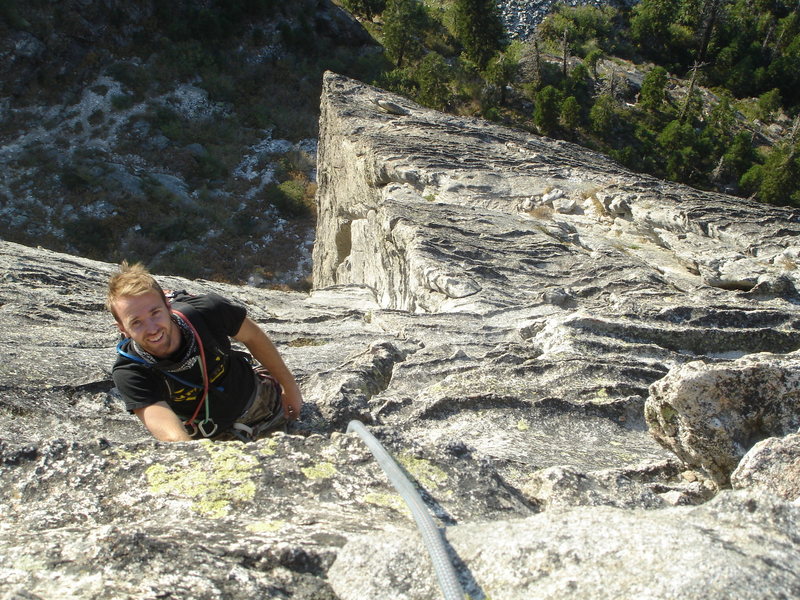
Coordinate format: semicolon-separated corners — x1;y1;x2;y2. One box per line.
696;0;727;64
560;96;581;131
679;62;704;123
534;86;563;134
722;131;758;181
758;134;800;206
657;119;701;182
451;0;505;69
589;94;616;136
341;0;386;20
416;52;451;110
639;66;668;111
382;0;426;67
484;45;520;106
585;49;603;79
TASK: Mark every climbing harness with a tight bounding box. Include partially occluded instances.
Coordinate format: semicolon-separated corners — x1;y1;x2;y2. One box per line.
116;302;288;440
347;420;465;600
115;307;218;437
229;409;287;442
227;370;287;442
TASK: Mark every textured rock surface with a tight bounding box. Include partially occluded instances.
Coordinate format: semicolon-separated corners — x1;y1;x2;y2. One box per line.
329;490;800;600
2;72;800;598
732;433;800;501
646;355;800;487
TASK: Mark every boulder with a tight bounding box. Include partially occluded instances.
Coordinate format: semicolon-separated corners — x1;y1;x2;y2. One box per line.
731;433;800;502
645;354;800;487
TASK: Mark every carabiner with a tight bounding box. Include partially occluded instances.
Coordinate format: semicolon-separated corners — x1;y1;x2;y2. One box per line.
198;419;218;438
184;421;199;438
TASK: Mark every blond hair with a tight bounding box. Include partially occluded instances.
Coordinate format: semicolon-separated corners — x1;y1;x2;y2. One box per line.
106;261;167;322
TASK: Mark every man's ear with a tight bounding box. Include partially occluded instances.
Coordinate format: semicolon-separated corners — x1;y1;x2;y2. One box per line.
115;320;128;337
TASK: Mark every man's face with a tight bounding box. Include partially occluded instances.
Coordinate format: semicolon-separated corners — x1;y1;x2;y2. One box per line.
114;290;181;358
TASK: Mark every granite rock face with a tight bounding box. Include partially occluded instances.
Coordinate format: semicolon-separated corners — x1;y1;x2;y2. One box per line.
329;490;800;600
2;72;800;598
646;354;800;487
731;433;800;501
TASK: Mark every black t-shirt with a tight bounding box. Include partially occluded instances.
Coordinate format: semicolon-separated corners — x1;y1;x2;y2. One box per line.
112;292;256;432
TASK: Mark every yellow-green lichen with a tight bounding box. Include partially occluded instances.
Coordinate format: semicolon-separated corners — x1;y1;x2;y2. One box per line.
301;461;337;480
110;446;149;467
287;337;327;347
257;437;278;457
590;387;613;404
13;555;48;573
660;404;679;424
246;520;286;533
145;441;258;518
516;419;530;431
364;491;411;516
397;453;448;490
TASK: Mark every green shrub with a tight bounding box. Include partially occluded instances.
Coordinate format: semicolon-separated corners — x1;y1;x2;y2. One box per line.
539;5;616;56
416;52;451;109
584;49;603;78
589;94;616;135
757;144;800;206
756;88;782;121
107;62;150;96
152;245;206;279
0;0;30;29
64;217;115;258
60;164;96;191
382;0;427;67
157;41;218;81
639;66;668;111
111;94;135;111
450;0;505;69
560;96;581;130
739;164;763;195
379;67;418;98
534;85;563;134
88;109;105;126
341;0;386;19
657;119;702;182
195;152;229;180
265;179;315;218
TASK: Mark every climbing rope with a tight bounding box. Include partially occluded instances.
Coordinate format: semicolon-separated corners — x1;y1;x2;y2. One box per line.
171;308;215;437
347;420;465;600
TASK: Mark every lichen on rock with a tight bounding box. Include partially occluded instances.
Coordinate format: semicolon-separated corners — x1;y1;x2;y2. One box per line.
145;441;259;518
3;71;800;598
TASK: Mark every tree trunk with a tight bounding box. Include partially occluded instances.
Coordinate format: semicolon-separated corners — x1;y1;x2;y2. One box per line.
679;62;701;123
532;37;542;91
697;0;725;64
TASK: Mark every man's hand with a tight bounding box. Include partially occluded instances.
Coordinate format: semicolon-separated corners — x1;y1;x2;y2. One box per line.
134;401;192;442
280;382;303;420
234;317;304;420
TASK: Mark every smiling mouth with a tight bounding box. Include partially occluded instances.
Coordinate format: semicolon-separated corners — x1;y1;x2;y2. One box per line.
148;331;165;344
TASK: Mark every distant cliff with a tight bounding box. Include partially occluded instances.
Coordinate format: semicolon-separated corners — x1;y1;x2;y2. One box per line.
1;72;799;599
0;0;376;287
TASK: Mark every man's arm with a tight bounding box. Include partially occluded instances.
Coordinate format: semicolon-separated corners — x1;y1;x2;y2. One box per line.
233;317;303;420
134;401;193;441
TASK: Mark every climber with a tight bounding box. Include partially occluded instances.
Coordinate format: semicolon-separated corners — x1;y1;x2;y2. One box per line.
106;261;303;442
